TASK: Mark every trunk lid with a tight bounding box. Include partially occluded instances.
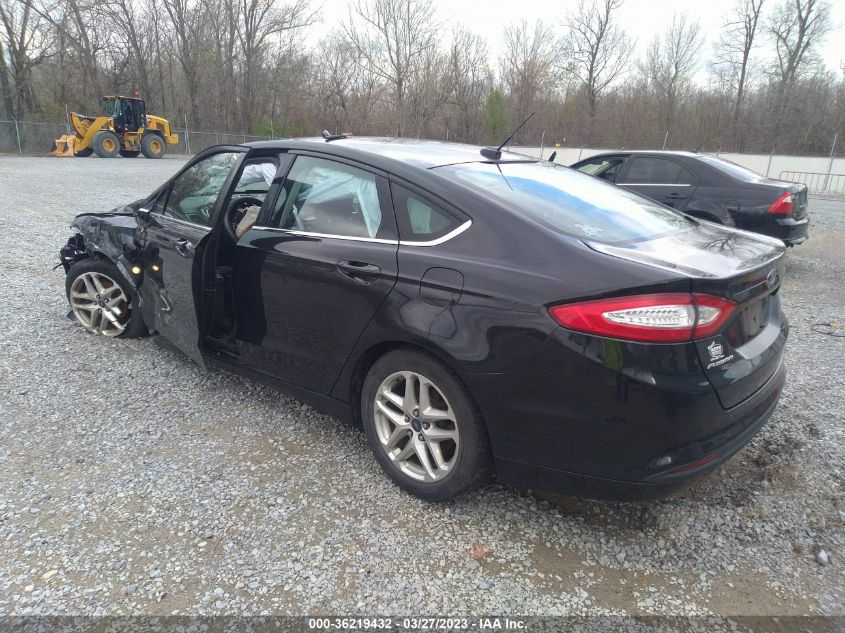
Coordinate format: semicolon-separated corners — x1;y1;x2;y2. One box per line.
587;222;787;409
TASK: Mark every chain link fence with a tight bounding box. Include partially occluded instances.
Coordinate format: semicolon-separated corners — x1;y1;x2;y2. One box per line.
3;118;843;196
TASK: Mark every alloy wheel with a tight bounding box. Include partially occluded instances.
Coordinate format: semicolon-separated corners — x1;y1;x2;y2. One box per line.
373;371;460;482
69;271;131;337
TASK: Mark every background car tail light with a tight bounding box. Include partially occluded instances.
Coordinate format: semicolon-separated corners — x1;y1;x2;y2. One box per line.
767;192;794;215
547;293;736;343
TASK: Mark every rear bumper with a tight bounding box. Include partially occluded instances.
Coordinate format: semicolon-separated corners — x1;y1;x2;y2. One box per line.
493;361;783;501
465;329;786;501
762;215;809;246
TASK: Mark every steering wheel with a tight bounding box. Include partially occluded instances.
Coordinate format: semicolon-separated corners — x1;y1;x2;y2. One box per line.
223;196;264;241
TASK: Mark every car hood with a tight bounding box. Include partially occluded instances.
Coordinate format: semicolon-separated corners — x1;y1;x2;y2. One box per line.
585;220;785;280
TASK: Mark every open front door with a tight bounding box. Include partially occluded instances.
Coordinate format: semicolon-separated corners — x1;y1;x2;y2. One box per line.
139;148;245;364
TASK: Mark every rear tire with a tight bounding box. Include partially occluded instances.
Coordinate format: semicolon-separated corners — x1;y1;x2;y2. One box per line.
93;131;120;158
119;149;140;158
74;148;93;157
361;349;493;501
141;134;166;159
65;259;147;338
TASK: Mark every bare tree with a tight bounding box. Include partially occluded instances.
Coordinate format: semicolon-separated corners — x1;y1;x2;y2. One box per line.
343;0;438;135
159;0;203;125
0;0;45;115
714;0;765;146
445;27;490;142
30;0;109;99
237;0;314;131
769;0;831;135
0;37;12;116
407;46;448;137
563;0;632;141
315;32;357;131
103;0;154;104
642;13;703;142
500;19;558;141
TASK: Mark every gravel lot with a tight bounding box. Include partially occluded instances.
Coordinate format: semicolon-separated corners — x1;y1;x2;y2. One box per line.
0;154;843;620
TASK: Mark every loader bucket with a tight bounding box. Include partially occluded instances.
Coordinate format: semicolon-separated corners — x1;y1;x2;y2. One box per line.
52;135;76;157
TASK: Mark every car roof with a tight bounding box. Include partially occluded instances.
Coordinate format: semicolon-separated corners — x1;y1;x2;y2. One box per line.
246;137;538;171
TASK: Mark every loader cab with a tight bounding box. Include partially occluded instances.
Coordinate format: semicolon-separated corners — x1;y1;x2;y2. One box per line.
101;96;146;133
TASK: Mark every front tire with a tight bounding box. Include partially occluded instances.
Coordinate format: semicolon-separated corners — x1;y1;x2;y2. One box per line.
141;134;166;159
93;131;120;158
65;259;146;338
361;349;493;501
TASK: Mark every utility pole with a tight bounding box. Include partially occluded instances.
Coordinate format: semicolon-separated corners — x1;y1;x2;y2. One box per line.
823;132;838;193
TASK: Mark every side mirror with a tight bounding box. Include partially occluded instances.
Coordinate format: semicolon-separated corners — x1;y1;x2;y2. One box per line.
135;207;152;222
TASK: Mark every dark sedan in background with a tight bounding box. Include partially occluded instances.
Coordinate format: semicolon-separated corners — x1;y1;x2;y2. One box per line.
60;138;788;502
571;150;809;246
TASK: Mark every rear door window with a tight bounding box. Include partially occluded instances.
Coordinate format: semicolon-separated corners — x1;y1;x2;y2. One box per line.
268;155;391;240
434;161;693;244
622;157;695;185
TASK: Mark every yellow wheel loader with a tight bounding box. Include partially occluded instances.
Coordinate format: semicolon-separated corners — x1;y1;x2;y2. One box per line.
53;96;179;159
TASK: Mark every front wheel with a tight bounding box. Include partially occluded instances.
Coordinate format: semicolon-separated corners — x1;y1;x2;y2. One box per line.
93;131;120;158
361;349;493;501
65;259;147;338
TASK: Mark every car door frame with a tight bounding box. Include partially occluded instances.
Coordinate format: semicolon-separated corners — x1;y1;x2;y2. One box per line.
137;144;248;365
615;154;699;211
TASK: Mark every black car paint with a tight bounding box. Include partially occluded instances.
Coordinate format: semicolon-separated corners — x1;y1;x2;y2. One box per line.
570;151;809;246
61;138;788;500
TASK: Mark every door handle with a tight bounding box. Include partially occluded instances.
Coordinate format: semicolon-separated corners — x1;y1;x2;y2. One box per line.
174;238;193;256
665;192;686;200
337;260;381;283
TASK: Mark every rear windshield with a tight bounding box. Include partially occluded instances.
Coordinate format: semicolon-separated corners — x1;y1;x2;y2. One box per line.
433;161;693;244
697;155;766;182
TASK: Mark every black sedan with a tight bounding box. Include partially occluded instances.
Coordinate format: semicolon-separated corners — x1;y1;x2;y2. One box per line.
570;150;809;246
60;138;788;501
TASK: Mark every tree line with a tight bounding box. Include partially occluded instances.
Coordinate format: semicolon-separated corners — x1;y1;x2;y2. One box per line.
1;0;842;155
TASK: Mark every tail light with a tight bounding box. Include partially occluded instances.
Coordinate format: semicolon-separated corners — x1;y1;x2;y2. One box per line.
767;192;794;215
547;293;736;343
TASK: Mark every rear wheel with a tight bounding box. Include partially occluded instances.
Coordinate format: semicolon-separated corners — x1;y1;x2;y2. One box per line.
65;259;147;338
119;149;140;158
93;131;120;158
361;349;493;501
141;134;166;159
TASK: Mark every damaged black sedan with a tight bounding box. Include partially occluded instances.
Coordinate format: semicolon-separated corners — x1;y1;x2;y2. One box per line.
60;138;788;502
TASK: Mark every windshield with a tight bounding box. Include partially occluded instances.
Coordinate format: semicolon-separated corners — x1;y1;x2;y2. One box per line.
433;161;694;244
102;98;119;117
697;155;767;182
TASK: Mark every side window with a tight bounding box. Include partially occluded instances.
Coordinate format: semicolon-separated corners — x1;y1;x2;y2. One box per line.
269;156;386;239
623;157;695;185
162;152;241;226
391;183;463;242
575;157;625;183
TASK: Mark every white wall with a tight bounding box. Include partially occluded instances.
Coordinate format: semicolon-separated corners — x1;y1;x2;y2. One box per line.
511;146;844;187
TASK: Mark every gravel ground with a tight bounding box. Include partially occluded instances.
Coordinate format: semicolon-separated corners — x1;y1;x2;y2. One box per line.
0;154;843;620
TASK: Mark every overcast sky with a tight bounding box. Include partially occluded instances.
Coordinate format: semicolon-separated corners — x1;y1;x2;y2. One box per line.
313;0;845;80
